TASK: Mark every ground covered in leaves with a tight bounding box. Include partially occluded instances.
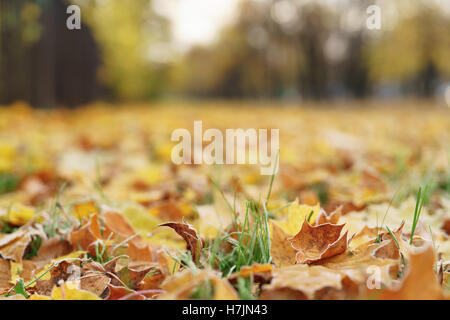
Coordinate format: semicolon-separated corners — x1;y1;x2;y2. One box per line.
0;101;449;300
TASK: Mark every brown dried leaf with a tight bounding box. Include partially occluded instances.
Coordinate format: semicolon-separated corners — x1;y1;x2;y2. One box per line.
314;206;342;226
260;264;356;300
159;221;203;264
270;222;296;267
80;273;110;297
115;261;158;289
102;211;158;262
441;218;450;236
377;244;445;300
318;240;400;285
0;223;45;262
35;260;79;296
0;259;10;290
158;269;238;300
31;238;73;271
136;268;165;291
102;211;136;238
69;214;102;256
105;283;145;300
288;220;348;264
348;225;381;250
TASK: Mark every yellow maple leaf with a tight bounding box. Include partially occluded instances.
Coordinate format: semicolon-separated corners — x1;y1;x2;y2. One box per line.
72;200;99;220
119;203;183;248
51;282;101;300
1;204;34;226
274;199;320;235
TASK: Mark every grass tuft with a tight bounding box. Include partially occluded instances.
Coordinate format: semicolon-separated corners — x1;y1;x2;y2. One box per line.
410;185;429;245
236;276;256;300
204;199;271;277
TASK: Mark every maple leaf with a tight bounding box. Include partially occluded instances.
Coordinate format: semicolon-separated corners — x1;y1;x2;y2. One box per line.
275;200;321;235
50;282;101;300
0;223;46;262
158;269;238;300
377;244;445;300
72;200;99;220
0;204;35;226
318;236;402;286
314;205;342;226
288;220;348;264
159;221;203;265
260;264;358;300
270;222;297;267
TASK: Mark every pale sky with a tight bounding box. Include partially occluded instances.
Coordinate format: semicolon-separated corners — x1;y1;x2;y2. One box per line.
151;0;450;51
152;0;242;50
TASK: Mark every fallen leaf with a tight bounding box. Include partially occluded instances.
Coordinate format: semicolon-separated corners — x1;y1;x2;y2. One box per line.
270;222;296;267
377;244;445;300
0;223;45;262
105;283;145;300
0;204;34;226
318;239;401;286
288;220;348;264
275;200;321;235
314;205;342;226
51;282;101;300
260;264;357;300
72;200;99;220
31;237;73;270
69;214;102;256
158;269;238;300
159;221;203;264
115;261;158;289
80;273;110;297
0;259;11;289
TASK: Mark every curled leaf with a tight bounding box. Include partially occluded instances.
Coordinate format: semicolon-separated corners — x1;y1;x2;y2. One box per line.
159;221;203;264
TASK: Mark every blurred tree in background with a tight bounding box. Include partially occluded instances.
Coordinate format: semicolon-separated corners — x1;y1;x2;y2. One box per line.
1;0;450;106
172;0;450;100
0;0;169;107
79;0;171;100
0;0;101;107
368;1;450;97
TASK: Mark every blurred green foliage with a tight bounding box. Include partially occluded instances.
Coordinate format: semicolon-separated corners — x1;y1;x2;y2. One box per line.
80;0;171;100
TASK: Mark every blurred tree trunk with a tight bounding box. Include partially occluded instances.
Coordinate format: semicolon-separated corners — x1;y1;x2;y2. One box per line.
0;0;101;108
296;7;329;100
343;33;370;98
418;61;438;97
